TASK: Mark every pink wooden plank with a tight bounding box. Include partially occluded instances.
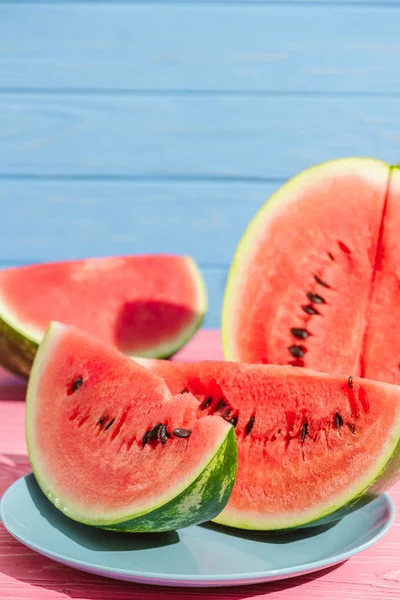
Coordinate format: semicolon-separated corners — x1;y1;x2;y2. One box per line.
1;330;400;600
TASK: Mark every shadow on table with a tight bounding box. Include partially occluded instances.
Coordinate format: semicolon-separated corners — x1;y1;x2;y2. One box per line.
0;370;27;401
0;543;345;600
0;467;346;599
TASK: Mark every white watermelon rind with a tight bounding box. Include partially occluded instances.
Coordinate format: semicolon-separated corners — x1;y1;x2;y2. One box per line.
221;157;391;361
0;254;207;379
26;323;237;533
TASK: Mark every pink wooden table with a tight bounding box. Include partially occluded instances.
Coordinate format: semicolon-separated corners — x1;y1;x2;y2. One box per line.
1;330;400;600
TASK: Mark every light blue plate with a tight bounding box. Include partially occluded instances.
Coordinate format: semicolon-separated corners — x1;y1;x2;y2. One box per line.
0;474;395;587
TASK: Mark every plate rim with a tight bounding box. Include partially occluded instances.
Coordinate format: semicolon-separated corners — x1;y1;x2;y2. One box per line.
0;474;396;587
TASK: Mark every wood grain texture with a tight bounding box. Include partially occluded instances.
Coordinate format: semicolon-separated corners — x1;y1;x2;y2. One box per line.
1;3;400;93
0;181;275;264
1;332;400;600
1;94;400;179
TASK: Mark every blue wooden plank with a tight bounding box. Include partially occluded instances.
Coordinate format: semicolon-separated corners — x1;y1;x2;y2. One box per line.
1;1;399;4
0;4;399;93
0;259;227;329
0;180;277;265
0;94;399;179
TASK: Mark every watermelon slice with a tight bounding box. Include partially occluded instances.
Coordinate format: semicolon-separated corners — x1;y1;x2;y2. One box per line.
138;357;400;530
222;157;400;384
26;323;237;532
0;254;207;379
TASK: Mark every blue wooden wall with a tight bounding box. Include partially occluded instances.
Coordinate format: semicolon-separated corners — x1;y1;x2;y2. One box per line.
1;1;400;327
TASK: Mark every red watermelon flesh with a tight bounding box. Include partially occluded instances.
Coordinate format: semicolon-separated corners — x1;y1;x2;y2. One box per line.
222;158;400;384
359;167;400;384
26;324;237;532
138;357;400;530
0;254;206;378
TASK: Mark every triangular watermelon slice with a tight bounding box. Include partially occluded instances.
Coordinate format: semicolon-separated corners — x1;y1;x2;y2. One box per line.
26;323;237;532
138;357;400;530
0;254;206;379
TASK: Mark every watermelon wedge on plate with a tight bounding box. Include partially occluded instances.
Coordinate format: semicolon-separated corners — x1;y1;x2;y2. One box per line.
26;323;237;533
138;357;400;531
0;254;207;378
222;158;400;385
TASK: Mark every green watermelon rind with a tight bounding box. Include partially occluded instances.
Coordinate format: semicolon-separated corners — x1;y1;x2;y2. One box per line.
213;391;400;531
0;315;37;378
221;156;391;361
0;254;207;379
26;323;237;533
30;428;237;534
104;426;237;532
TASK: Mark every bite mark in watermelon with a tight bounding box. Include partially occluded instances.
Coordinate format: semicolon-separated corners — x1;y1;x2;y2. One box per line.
26;324;237;532
222;157;400;384
138;357;400;530
0;254;206;379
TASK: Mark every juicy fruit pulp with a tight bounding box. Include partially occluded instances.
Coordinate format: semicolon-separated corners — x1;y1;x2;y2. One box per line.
0;254;207;378
222;159;400;384
138;358;400;530
26;324;237;532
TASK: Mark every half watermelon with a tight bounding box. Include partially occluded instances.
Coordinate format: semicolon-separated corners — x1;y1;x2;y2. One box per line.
138;357;400;530
0;254;207;378
26;323;237;532
222;158;400;384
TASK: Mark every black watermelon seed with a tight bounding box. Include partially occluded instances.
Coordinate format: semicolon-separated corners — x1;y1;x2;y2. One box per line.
148;424;163;441
348;423;356;434
289;345;305;359
314;275;331;289
328;252;335;261
348;375;353;389
245;416;255;436
142;423;164;447
334;412;343;429
290;328;309;340
97;416;107;427
277;428;281;434
200;397;212;410
180;388;189;394
229;416;238;427
159;424;168;444
104;418;115;431
216;399;226;411
172;428;192;438
72;377;83;393
302;305;320;316
300;422;308;442
307;292;325;304
222;409;232;419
